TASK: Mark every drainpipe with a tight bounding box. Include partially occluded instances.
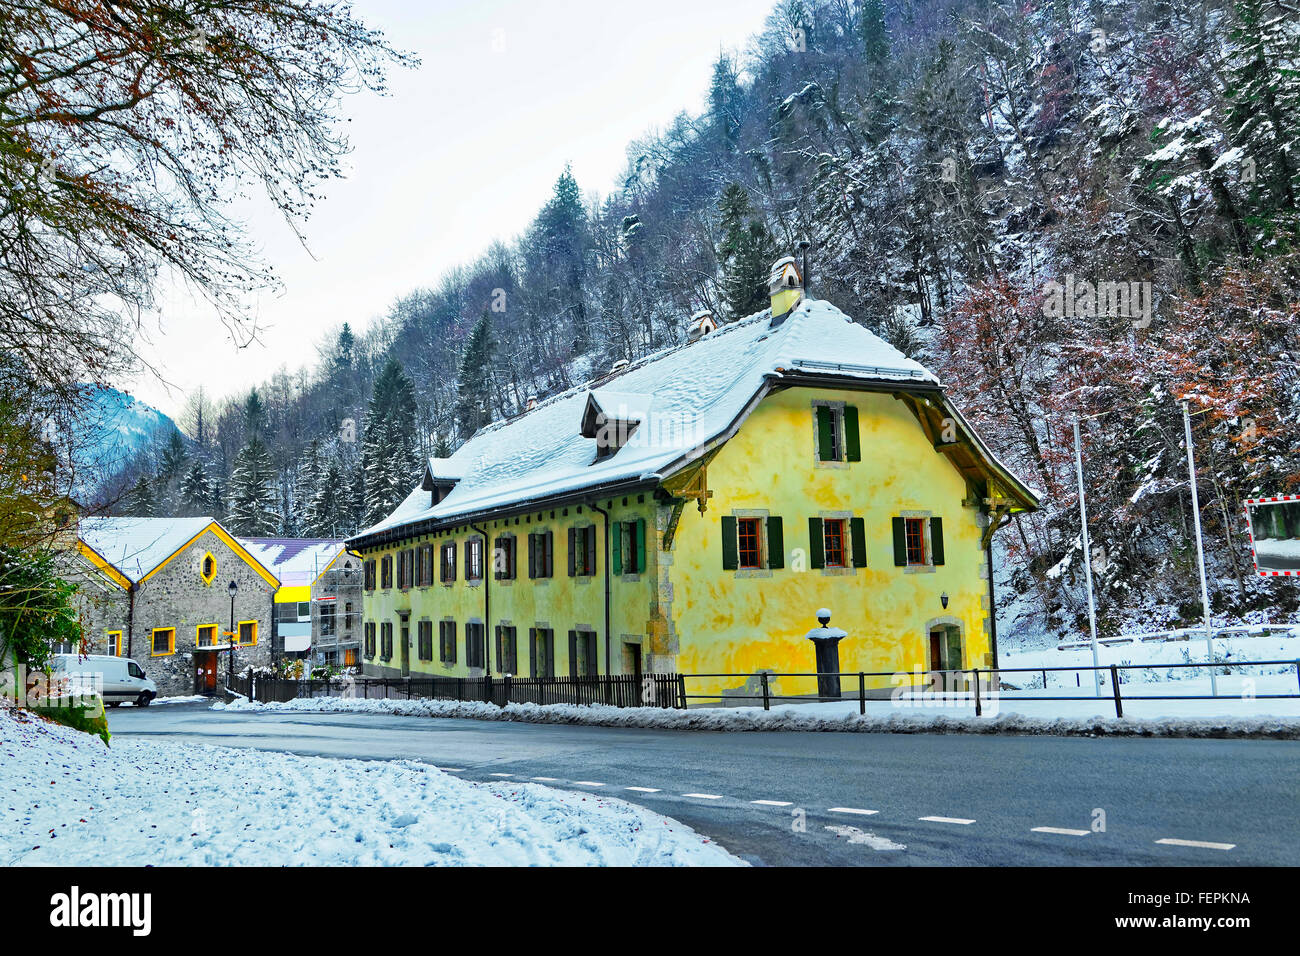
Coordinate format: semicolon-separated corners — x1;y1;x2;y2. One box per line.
589;501;612;678
986;536;999;672
126;586;135;659
471;523;491;674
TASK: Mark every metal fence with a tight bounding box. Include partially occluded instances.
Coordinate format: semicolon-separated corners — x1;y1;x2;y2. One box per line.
228;658;1300;719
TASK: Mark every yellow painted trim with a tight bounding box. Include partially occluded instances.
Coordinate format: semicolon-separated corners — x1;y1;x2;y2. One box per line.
195;623;219;649
236;620;258;647
75;541;131;591
275;585;312;604
138;521;281;589
199;551;217;585
150;627;176;657
106;630;122;656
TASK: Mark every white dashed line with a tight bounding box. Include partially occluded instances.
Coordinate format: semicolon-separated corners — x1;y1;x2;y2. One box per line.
828;807;879;816
625;786;661;793
751;800;794;807
1032;827;1090;836
682;793;724;800
919;816;976;825
489;772;513;777
573;781;605;787
1156;838;1236;851
436;768;464;773
531;776;560;782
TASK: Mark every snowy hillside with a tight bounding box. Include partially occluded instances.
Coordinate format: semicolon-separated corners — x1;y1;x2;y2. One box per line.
70;385;182;496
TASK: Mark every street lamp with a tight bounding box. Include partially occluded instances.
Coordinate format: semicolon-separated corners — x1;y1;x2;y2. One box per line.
227;579;238;686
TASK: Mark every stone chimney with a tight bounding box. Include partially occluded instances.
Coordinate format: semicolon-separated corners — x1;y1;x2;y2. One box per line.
769;256;803;326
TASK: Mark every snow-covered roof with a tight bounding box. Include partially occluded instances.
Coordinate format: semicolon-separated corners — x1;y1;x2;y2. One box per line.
77;516;220;584
238;538;351;588
355;298;946;544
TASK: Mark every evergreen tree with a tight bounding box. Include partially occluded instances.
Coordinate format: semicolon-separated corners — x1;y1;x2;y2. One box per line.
307;460;348;536
455;312;496;439
126;475;155;517
226;435;279;535
158;429;188;483
525;166;590;352
179;462;212;516
860;0;889;68
360;358;420;526
708;55;744;152
717;184;776;319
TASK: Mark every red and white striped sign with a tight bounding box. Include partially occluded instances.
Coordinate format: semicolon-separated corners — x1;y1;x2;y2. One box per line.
1243;495;1300;578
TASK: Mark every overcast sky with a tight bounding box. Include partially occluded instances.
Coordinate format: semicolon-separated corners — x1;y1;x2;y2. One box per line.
127;0;776;418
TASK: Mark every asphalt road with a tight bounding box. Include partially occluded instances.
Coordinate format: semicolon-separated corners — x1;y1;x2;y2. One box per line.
108;703;1300;866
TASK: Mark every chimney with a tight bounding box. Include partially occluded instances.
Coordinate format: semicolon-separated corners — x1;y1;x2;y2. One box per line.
768;256;803;327
686;309;717;343
525;395;538;411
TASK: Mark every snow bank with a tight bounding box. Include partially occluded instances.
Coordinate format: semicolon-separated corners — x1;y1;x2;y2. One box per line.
0;709;740;866
216;694;1300;739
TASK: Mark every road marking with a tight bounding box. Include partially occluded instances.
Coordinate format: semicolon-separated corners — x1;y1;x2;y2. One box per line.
489;772;513;777
828;807;879;816
682;793;724;800
437;768;464;773
751;800;793;807
573;781;605;787
625;786;661;793
531;776;560;782
1156;838;1236;851
1032;827;1090;836
825;825;906;851
919;816;976;825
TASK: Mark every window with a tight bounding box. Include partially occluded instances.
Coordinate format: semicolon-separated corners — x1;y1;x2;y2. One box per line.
344;648;360;667
892;516;945;568
364;622;377;658
196;624;217;648
496;625;518;673
568;629;597;678
440;541;457;583
151;627;175;656
568;525;597;576
528;530;554;578
929;625;963;671
737;518;762;569
721;516;784;571
493;535;516;581
200;553;216;584
529;627;555;678
465;622;485;668
417;621;433;662
106;630;122;656
396;549;415;589
380;555;393;589
439;621;458;664
364;559;376;591
320;603;336;636
344;602;353;633
237;621;258;646
380;622;394;660
808;517;866;570
418;545;434;587
128;661;146;680
814;404;860;463
613;518;646;575
465;538;484;581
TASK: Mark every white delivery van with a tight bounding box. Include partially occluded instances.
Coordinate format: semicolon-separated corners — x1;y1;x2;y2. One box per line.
51;654;158;707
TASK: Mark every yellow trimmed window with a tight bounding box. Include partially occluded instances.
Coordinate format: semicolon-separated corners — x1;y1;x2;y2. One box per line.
200;552;217;584
196;624;218;648
151;627;175;656
106;631;122;656
237;620;258;646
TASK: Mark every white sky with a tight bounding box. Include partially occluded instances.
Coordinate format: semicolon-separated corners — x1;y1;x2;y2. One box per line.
128;0;776;418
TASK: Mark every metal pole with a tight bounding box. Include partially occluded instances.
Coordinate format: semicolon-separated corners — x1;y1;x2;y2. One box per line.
1182;402;1218;697
1073;417;1102;697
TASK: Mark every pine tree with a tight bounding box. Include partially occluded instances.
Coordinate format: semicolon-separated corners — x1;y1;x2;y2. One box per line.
179;462;212;516
126;475;155;517
860;0;889;68
307;460;348;537
158;429;188;483
526;166;590;352
226;435;279;535
717;184;776;319
455;312;496;439
708;55;744;152
360;358;420;526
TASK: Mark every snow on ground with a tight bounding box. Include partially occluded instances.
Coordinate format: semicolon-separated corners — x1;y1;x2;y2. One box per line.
217;692;1300;738
0;708;741;867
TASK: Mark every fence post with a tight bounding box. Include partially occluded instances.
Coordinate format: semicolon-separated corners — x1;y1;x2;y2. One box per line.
761;673;770;711
858;673;866;716
1110;664;1123;718
677;674;687;710
972;668;982;717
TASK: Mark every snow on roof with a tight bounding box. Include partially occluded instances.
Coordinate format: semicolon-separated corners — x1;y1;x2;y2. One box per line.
355;298;936;542
425;456;466;482
238;538;350;588
78;516;216;583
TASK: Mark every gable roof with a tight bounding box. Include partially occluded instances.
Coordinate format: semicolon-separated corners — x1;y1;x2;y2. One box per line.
351;298;1039;547
77;517;280;589
238;538;353;588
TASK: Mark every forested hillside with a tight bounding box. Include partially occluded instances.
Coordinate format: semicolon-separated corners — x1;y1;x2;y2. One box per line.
100;0;1300;641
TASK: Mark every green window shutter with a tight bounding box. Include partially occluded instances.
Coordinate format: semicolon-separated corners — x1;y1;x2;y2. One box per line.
635;517;646;573
850;516;867;567
892;517;907;566
767;516;785;569
721;516;738;570
612;520;623;575
585;526;597;575
545;531;554;577
529;628;537;676
568;630;578;679
815;406;835;461
844;405;861;462
930;517;945;565
568;527;577;576
808;517;825;570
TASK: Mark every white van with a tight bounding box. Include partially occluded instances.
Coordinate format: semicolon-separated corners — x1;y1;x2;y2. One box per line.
51;654;158;707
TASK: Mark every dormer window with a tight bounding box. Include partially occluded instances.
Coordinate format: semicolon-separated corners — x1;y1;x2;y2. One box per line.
421;456;462;506
581;390;649;464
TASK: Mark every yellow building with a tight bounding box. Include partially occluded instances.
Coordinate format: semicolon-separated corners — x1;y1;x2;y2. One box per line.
350;261;1039;702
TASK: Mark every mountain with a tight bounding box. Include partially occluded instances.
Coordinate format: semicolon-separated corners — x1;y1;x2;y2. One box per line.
70;385;182;498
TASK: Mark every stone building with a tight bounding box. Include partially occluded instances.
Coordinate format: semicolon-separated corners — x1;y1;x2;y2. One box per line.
73;517;280;698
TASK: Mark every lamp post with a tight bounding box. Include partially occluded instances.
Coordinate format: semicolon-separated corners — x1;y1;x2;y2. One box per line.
227;579;238;687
